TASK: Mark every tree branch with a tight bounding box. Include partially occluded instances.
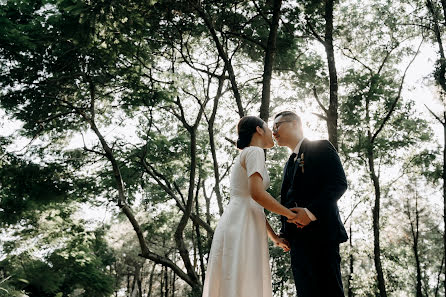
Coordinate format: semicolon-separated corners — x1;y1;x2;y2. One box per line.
371;38;423;143
312;86;328;114
425;104;445;124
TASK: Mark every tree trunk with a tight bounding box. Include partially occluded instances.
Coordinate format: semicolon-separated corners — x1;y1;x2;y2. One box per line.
408;186;423;297
192;225;197;270
425;2;446;295
427;0;446;92
208;75;226;215
130;264;142;297
160;266;164;297
164;265;169;297
193;3;244;117
127;271;131;297
414;233;423;297
202;180;212;226
173;128;201;294
443;122;446;297
348;224;354;297
79;90;197;287
435;254;444;297
138;274;142;297
195;182;206;284
324;0;339;150
171;269;176;297
147;263;156;297
367;142;387;297
115;262;119;297
259;0;283;122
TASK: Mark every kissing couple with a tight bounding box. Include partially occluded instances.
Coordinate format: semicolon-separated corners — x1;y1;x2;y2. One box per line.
201;111;348;297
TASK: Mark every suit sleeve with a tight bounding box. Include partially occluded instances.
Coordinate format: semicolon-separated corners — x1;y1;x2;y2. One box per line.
306;141;347;220
279;166;288;238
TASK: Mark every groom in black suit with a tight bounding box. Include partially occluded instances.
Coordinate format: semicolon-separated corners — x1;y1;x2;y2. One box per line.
273;111;348;297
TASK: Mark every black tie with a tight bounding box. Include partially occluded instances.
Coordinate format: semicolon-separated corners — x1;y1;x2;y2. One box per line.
285;153;297;181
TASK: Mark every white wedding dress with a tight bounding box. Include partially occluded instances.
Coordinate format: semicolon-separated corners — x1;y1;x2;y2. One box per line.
202;146;273;297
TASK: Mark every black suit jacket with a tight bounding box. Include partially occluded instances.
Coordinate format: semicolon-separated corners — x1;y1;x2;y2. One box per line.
280;139;348;243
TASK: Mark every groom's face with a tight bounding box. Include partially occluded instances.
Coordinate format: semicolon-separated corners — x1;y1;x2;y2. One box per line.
272;115;295;147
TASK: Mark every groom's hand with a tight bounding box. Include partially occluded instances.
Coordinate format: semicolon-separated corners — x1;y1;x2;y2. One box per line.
287;207;311;227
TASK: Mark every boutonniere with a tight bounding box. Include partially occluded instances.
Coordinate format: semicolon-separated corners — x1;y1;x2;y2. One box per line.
295;153;305;173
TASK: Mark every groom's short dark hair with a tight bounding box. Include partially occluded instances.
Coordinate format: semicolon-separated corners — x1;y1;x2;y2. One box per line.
274;111;301;126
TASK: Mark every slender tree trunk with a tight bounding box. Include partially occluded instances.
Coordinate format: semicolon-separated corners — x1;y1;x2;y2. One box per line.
307;0;339;149
408;187;423;297
160;266;164;297
167;55;207;291
443;122;446;297
202;180;212;226
78;90;196;287
127;271;131;297
367;143;387;297
115;262;119;297
324;0;339;150
414;236;423;297
348;224;354;297
137;265;142;297
171;269;176;297
259;0;283;122
192;226;197;270
415;200;422;297
426;3;446;295
435;254;444;297
164;266;169;297
130;264;142;297
173;128;201;293
427;0;446;92
193;3;244;117
147;263;156;297
208;75;225;215
364;90;387;297
194;181;206;284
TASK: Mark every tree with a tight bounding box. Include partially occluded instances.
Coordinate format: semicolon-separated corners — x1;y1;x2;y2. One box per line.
338;1;427;295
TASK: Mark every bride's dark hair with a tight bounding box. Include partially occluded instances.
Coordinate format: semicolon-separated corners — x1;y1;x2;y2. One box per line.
236;116;265;149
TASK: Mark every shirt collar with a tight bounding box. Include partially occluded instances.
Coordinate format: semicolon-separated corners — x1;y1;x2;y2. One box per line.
293;137;306;155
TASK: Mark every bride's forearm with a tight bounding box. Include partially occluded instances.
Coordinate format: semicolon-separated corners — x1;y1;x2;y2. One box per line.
249;173;295;219
253;189;295;219
266;219;279;241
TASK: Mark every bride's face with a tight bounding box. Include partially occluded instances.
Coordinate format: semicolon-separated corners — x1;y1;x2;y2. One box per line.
261;123;274;149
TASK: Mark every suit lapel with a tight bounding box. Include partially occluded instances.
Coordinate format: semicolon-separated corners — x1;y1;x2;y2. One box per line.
280;139;309;202
291;138;308;179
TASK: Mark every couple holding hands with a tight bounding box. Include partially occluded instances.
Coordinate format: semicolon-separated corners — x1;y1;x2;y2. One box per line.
202;111;348;297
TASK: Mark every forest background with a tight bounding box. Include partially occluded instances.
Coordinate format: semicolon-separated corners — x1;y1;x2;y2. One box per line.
1;0;446;296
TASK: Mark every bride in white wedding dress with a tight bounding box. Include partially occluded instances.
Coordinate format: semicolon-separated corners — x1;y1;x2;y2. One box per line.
202;116;300;297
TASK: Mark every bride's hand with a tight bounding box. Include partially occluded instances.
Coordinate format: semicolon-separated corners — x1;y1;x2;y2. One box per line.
286;211;304;228
274;237;290;252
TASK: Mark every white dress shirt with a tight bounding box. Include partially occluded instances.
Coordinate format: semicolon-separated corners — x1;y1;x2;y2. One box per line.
293;138;317;221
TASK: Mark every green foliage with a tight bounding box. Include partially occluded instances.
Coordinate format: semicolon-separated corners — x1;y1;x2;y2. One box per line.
0;154;73;225
1;227;115;297
0;0;445;296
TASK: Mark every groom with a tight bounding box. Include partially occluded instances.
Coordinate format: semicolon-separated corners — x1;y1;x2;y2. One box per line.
273;111;348;297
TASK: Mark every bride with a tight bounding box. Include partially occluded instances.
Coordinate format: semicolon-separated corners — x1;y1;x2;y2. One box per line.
202;116;299;297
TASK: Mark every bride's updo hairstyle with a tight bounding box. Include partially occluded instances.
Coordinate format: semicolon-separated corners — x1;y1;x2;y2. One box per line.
236;116;265;149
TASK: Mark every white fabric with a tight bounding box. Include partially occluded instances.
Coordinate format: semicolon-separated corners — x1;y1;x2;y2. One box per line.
202;146;273;297
292;137;317;221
